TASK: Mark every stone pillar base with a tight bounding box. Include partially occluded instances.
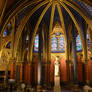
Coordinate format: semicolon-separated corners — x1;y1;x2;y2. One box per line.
54;86;61;92
54;76;61;92
37;85;41;92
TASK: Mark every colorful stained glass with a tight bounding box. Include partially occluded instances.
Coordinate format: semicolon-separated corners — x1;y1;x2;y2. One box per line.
87;34;91;49
34;35;39;52
87;34;90;42
76;35;82;51
59;36;65;52
3;29;7;37
51;36;57;52
56;32;61;36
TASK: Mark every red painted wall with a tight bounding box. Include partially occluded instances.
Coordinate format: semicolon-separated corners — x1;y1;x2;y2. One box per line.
69;63;72;81
23;55;92;85
88;61;92;81
45;63;48;82
77;56;92;82
20;64;23;82
50;56;55;83
24;63;27;83
24;63;32;84
50;56;68;82
60;57;67;81
34;58;38;84
77;56;83;82
10;63;15;79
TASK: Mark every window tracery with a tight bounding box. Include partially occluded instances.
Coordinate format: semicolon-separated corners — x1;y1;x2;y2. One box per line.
76;35;82;51
34;35;39;52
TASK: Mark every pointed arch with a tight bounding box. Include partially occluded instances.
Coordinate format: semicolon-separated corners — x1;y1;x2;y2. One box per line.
0;0;7;24
63;0;92;31
60;2;88;62
0;0;43;35
30;3;52;62
14;0;49;57
57;3;69;62
48;2;56;62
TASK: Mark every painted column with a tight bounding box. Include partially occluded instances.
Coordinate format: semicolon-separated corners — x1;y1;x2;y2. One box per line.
82;62;87;84
11;17;15;58
42;23;48;85
20;62;23;82
15;62;19;82
72;29;77;84
6;62;9;83
41;26;47;85
66;37;70;82
9;58;16;79
10;62;15;79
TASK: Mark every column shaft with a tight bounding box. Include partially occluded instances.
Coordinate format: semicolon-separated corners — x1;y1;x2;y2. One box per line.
72;30;77;84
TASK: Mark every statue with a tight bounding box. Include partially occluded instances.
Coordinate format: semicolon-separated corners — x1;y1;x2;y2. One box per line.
54;56;60;77
54;56;61;92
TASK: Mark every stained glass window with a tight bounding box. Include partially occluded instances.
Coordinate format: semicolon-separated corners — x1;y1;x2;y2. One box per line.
34;35;39;52
51;36;57;52
87;34;90;42
59;36;65;52
87;34;91;50
76;35;82;51
56;32;61;36
3;29;7;37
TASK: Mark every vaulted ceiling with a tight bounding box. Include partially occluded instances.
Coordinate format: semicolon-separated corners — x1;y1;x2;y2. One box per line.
0;0;92;62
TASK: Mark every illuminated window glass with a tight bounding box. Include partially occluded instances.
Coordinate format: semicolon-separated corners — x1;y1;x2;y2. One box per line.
51;36;57;52
26;35;29;41
87;34;91;50
76;35;82;51
87;34;90;42
34;35;39;52
59;36;65;52
3;29;7;37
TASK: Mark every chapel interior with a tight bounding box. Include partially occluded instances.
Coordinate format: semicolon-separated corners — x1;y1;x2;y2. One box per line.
0;0;92;92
